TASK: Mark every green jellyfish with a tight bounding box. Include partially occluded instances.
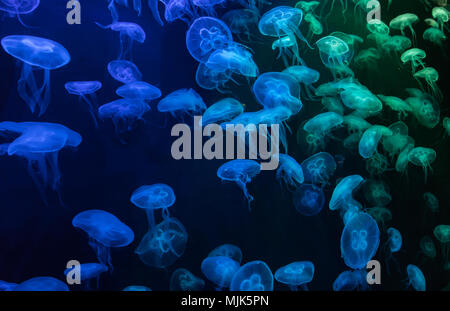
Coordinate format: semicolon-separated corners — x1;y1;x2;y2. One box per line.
419;235;437;260
400;48;426;73
424;18;440;29
395;143;414;174
406;89;440;128
381;121;414;159
413;67;442;101
381;35;412;56
367;19;390;35
377;95;412;119
295;1;320;15
423;192;439;213
304;13;323;36
389;13;419;46
433;225;450;268
423;27;447;47
354;48;381;70
366;153;390;176
432;7;449;31
366;207;392;231
407;147;436;182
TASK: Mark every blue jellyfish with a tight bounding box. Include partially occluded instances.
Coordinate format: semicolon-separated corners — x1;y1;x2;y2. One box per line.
107;60;142;84
217;159;261;209
383;227;402;275
1;35;70;116
230;261;273;291
148;0;164;25
96;22;145;60
303;112;343;152
72;209;134;270
276;154;304;190
105;0;146;22
196;62;233;92
405;264;426;291
64;263;108;290
130;183;176;230
359;125;393;159
122;285;152;291
208;244;243;264
65;81;102;127
0;0;39;25
192;0;225;16
283;66;320;100
164;0;194;24
157;88;206;119
201;256;240;290
293;184;325;216
274;261;314;291
332;270;368;291
170;268;205;291
301;152;337;186
201;98;244;126
135;217;188;268
340;212;380;270
13;277;69;291
0;121;81;206
0;280;17;291
222;8;260;42
186;17;233;63
116;81;161;102
329;175;364;213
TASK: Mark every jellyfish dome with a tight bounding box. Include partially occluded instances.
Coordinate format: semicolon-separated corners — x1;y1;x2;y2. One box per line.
116;81;162;101
97;22;145;60
332;270;367;291
407;147;436;182
65;81;102;127
405;264;426;291
359;125;393;159
230;261;273;291
157;88;206;118
0;0;40;14
316;35;350;69
283;65;320;100
363;179;392;207
293;184;325;216
164;0;193;24
135;217;188;268
406;92;440;128
274;261;314;290
340;88;383;114
170;268;205;291
72;209;134;270
329;175;364;212
276;154;304;190
340;212;380;269
221;8;260;42
205;44;259;78
201;256;240;289
420;236;437;259
1;35;70;116
201;98;244;126
13;277;69;291
389;13;419;45
303;112;343;138
64;263;108;286
386;227;402;253
208;244;243;264
186;17;233;63
0;280;17;291
301;152;337;186
424;192;439;213
107;60;142;84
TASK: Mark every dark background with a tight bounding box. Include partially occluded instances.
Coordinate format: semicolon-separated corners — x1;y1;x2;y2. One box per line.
0;0;449;290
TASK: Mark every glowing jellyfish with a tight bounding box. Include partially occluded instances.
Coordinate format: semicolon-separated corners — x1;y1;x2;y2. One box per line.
303;112;343;152
340;212;380;269
107;60;142;84
72;210;134;270
0;121;81;206
0;280;17;291
358;125;393;159
378;95;412;119
196;62;232;92
276;154;304;190
0;0;39;25
294;1;320;15
329;175;364;213
304;13;323;36
366;207;392;231
420;235;437;259
122;285;152;291
272;35;305;66
389;13;419;45
343;115;371;134
65;81;102;127
116;81;161;102
222;9;260;42
192;0;225;16
201;256;240;290
405;264;426;291
413;67;442;101
186;17;233;62
424;192;439;213
340;88;383;114
170;268;205;291
96;22;145;60
230;261;273;291
354;48;381;70
105;0;145;22
423;27;447;47
13;277;69;291
1;35;70;116
406;91;440;128
148;0;163;25
293;184;325;216
283;65;320;100
381;122;413;159
332;270;367;291
384;227;402;274
64;263;108;290
135;217;188;268
164;0;194;24
432;7;449;31
201;98;244;126
367;19;390;35
366;153;390;176
381;35;412;56
425;18;440;29
275;261;314;291
363;179;391;207
301;152;337;186
158;88;206;119
407;147;436;182
401;48;426;73
433;225;450;265
217;159;261;208
321;97;344;115
130;183;176;229
316;36;351;74
208;244;243;264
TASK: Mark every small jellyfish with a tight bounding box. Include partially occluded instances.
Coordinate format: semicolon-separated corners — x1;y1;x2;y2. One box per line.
196;62;232;92
164;0;194;24
405;264;426;291
135;217;188;268
407;147;436;183
332;270;367;291
283;65;320;100
316;36;351;76
366;207;392;231
423;27;447;47
192;0;225;16
406;91;440;128
1;35;70;116
419;235;437;259
303;112;343;152
72;209;134;270
122;285;152;291
65;81;102;127
13;277;69;291
230;261;273;291
272;35;305;66
64;263;108;290
363;179;392;207
222;9;260;42
293;184;325;216
158;88;206;119
432;6;449;31
201;98;244;126
275;261;314;291
329;175;364;213
343;115;372;134
301;152;337;186
0;280;17;291
201;256;240;290
217;159;261;208
367;19;390;35
107;60;142;84
340;88;383;114
358;125;393;159
413;67;442;101
354;48;381;70
340;212;380;269
366;153;390;177
170;268;205;291
389;13;419;46
322;97;344;115
401;48;426;73
276;154;304;190
433;225;450;265
423;192;439;213
304;13;323;36
208;244;243;264
116;81;161;102
377;95;412;119
383;227;402;274
0;0;39;25
294;1;320;15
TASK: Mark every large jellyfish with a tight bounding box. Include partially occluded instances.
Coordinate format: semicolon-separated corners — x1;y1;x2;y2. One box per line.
358;125;393;159
107;60;142;83
157;88;206;119
301;152;337;186
13;277;69;291
413;67;442;102
407;147;436;182
208;244;243;264
170;268;205;291
135;217;188;268
217;159;261;209
1;35;70;116
389;13;419;46
401;48;426;73
0;121;81;206
222;8;260;42
230;261;273;291
65;81;102;127
201;98;244;126
116;81;161;102
293;183;325;216
201;256;240;290
276;154;304;190
64;263;108;290
96;22;145;60
329;175;364;214
405;264;426;291
72;209;134;270
275;261;314;291
340;212;380;269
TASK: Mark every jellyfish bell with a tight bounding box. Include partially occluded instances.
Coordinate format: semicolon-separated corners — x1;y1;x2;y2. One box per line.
432;6;449;30
116;81;162;101
389;13;419;45
367;19;390;35
315;35;350;71
13;277;69;291
201;256;240;289
0;0;40;15
0;280;18;291
164;0;194;24
157;88;206;119
206;44;259;78
358;125;393;159
407;147;436;182
400;48;426;73
301;152;337;186
274;261;314;291
433;225;450;264
208;244;243;264
420;235;437;259
107;60;142;84
230;261;273;291
424;192;439;213
283;65;320;100
221;8;260;42
381;35;412;56
192;0;225;16
293;184;325;216
329;175;364;213
1;35;70;116
405;264;426;291
201;98;244;126
406;91;440;128
363;179;392;207
333;270;367;291
423;27;447;47
378;95;412;119
340;88;383;114
413;67;442;102
170;268;205;291
304;112;343;139
276;154;304;190
354;48;381;69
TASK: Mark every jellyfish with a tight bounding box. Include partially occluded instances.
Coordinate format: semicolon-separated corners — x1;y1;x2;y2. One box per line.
12;277;69;291
340;88;383;115
321;97;344;115
383;227;402;274
343;115;372;134
208;244;243;264
0;121;81;206
116;81;161;102
105;0;145;22
0;0;39;25
293;184;325;216
192;0;225;16
406;91;440;128
389;13;419;46
434;225;450;266
201;98;244;126
65;81;102;127
186;17;233;63
1;35;70;116
366;153;390;176
332;270;367;291
400;48;426;73
413;67;442;101
164;0;194;24
301;152;337;186
340;212;380;269
275;261;314;291
96;22;145;60
329;175;364;214
366;207;392;231
170;268;205;291
407;147;436;182
363;179;392;207
201;256;240;290
217;159;261;208
230;261;273;291
419;235;437;260
316;36;351;79
72;209;134;270
353;48;381;70
377;95;412;119
283;66;320;100
432;6;449;31
304;13;323;37
380;121;410;155
358;125;393;159
294;1;320;16
405;264;426;291
425;18;440;29
381;35;412;56
221;9;260;42
303;112;343;152
122;285;152;291
423;27;447;47
157;88;206;119
107;60;142;84
276;154;304;190
135;217;188;268
424;192;439;213
196;62;233;92
367;19;390;36
64;263;108;290
271;35;305;66
0;280;17;291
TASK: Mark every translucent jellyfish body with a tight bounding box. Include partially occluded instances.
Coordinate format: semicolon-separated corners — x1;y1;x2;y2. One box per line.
201;256;240;289
170;268;205;291
157;88;206;119
434;225;450;265
275;261;314;290
283;65;320;100
407;147;436;182
201;98;244;125
405;264;426;291
366;207;392;231
354;48;381;70
329;175;364;213
301;152;337;186
377;95;412;119
230;261;273;291
423;27;446;47
389;13;419;46
116;81;161;102
303;112;343;152
164;0;194;24
401;48;426;73
340;87;383;115
358;125;393;159
272;35;304;66
64;263;108;289
384;227;402;274
222;9;260;42
96;22;145;60
107;60;142;83
0;0;39;25
406;91;440;128
276;154;304;190
1;35;70;116
72;209;134;270
208;244;243;264
65;81;102;127
13;277;69;291
363;179;392;207
316;35;351;73
424;192;439;213
293;183;325;216
192;0;225;16
413;67;442;101
332;270;367;291
420;235;437;259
